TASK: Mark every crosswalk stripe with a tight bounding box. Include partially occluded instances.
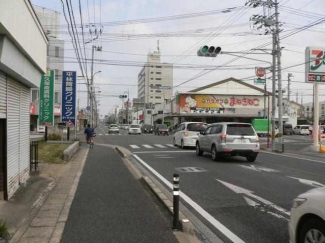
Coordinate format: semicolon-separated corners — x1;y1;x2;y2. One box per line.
143;144;153;148
130;145;140;149
99;134;103;136
154;144;167;148
166;144;174;147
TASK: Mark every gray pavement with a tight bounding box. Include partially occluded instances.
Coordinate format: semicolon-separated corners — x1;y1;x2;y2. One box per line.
61;144;178;243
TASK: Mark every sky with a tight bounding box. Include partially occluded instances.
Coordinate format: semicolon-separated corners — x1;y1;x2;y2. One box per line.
31;0;325;116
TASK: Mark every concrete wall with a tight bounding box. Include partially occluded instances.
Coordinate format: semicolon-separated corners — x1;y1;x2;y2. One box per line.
0;0;48;75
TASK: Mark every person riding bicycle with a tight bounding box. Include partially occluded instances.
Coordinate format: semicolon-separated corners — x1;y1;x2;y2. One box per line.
84;124;94;145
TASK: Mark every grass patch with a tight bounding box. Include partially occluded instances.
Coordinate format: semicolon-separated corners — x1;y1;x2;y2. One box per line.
38;141;70;164
0;220;8;239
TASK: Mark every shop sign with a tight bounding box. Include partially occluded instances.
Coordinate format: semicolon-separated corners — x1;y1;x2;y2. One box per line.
62;71;76;127
255;67;266;78
254;78;266;84
54;105;61;116
39;70;55;126
305;47;325;83
30;104;36;115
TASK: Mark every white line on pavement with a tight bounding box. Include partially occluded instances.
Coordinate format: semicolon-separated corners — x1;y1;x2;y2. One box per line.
154;144;167;148
133;150;195;154
166;144;175;147
133;154;245;243
261;151;325;164
130;145;140;149
143;144;153;148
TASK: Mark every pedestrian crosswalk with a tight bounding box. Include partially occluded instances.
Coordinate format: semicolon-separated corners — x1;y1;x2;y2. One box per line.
130;144;175;149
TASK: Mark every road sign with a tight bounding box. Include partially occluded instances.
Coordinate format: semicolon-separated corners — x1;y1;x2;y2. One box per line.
305;47;325;83
39;70;55;126
62;71;77;127
254;78;266;84
255;67;266;78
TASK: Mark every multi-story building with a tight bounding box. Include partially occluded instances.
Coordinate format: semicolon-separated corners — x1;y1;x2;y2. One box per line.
138;49;173;105
0;1;47;199
31;6;65;131
137;48;173;125
303;101;325;119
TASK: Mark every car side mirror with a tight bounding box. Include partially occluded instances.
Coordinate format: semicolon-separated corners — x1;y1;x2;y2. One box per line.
200;130;205;135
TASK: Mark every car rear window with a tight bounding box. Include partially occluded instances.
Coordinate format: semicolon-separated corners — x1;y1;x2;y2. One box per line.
226;124;255;136
158;124;167;129
130;125;140;128
110;125;118;128
187;123;204;131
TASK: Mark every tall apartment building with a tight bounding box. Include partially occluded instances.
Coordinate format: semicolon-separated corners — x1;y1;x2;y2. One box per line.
303;101;325;119
138;49;173;106
31;6;65;130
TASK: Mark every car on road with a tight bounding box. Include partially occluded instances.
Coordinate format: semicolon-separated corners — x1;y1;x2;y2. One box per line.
173;122;206;149
283;123;293;135
141;124;153;134
289;186;325;243
128;124;142;134
155;124;169;136
122;125;129;130
293;125;310;135
196;122;260;162
108;124;119;134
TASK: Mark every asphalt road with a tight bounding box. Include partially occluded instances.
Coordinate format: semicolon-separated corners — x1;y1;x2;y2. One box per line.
93;123;325;243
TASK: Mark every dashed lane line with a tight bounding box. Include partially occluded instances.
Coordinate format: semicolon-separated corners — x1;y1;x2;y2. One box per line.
130;145;140;149
154;144;167;148
143;144;154;149
261;151;325;164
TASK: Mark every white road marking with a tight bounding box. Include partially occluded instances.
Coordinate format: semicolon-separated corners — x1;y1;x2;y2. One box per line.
155;157;175;159
261;151;325;164
288;177;325;188
154;144;167;148
130;145;140;149
99;134;103;136
133;150;195;154
166;144;175;147
217;179;290;216
133;154;245;243
143;144;153;148
244;196;260;207
238;165;280;173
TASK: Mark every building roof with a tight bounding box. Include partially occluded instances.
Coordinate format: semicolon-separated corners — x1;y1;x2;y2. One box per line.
189;77;271;95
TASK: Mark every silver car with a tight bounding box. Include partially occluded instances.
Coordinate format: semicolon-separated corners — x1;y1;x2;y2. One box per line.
196;122;260;162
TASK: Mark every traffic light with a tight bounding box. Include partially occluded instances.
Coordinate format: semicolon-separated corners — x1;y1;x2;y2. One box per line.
197;46;222;57
119;95;127;98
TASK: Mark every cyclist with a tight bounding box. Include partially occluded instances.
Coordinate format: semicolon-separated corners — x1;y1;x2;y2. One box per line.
84;124;95;147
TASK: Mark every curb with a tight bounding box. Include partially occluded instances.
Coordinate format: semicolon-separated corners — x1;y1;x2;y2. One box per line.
141;176;198;238
115;146;127;158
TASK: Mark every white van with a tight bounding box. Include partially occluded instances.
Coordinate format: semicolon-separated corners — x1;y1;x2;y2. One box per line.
293;125;310;135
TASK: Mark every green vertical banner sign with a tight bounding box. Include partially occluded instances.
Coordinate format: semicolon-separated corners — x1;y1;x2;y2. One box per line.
39;70;55;126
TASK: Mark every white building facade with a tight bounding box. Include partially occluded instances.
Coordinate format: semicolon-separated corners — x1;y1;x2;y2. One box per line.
0;0;47;199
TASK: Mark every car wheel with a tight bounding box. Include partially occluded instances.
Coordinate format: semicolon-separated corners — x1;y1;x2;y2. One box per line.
246;155;257;162
173;138;177;147
196;143;203;156
181;140;186;149
211;145;219;161
299;218;325;243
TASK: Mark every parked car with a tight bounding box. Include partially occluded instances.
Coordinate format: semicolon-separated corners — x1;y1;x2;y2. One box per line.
173;122;206;149
293;125;310;135
108;124;119;134
196;122;260;162
128;124;142;134
289;187;325;243
155;124;169;136
123;125;129;130
141;124;153;134
283;123;293;135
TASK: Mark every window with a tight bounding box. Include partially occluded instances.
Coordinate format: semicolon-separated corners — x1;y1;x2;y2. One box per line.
55;46;60;58
151;72;153;74
155;96;161;99
55;69;59;80
187;123;204;132
156;72;161;74
151;78;153;80
156;66;162;68
147;110;151;114
205;127;212;135
179;124;185;131
55;92;60;104
150;96;153;98
151;90;153;92
31;90;38;103
226;124;255;136
155;90;161;93
156;78;162;80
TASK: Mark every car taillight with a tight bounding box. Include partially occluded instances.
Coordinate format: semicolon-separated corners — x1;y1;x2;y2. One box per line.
183;132;188;136
220;135;226;142
256;136;260;142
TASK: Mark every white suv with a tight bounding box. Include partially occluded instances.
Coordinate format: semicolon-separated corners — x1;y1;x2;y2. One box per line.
289;187;325;243
173;122;206;149
108;124;119;134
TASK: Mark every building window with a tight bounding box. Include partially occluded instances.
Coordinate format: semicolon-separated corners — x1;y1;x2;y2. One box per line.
151;90;153;92
155;96;161;99
156;90;161;93
55;92;60;104
151;78;153;80
150;96;153;98
31;90;38;103
151;72;153;74
147;110;151;114
156;78;161;80
55;69;59;80
55;46;60;58
156;66;162;68
156;72;161;74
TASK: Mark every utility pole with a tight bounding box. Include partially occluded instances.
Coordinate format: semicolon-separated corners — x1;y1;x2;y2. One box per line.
90;45;95;127
126;89;129;125
288;73;293;102
271;31;276;151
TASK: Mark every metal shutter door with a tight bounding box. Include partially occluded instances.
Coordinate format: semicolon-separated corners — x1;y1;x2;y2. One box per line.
0;71;6;116
7;77;20;198
20;84;30;183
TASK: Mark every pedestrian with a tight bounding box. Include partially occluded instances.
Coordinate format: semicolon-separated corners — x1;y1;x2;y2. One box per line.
84;124;94;147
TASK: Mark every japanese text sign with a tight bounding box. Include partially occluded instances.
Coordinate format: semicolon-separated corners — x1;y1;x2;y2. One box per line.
62;71;76;126
39;70;55;126
306;47;325;83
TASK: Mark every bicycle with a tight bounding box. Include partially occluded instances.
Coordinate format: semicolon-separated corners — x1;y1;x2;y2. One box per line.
89;137;94;149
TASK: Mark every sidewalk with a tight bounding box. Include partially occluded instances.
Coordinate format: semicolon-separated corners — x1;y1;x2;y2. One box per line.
60;145;178;243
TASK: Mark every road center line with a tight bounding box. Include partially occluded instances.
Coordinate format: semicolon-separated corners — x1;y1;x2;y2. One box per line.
133;154;245;243
261;151;325;164
133;150;195;154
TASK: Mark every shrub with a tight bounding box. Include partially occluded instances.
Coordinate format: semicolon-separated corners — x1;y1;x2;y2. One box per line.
48;134;62;141
0;220;8;238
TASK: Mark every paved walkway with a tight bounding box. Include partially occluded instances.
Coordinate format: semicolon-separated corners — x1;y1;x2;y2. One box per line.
60;145;178;243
